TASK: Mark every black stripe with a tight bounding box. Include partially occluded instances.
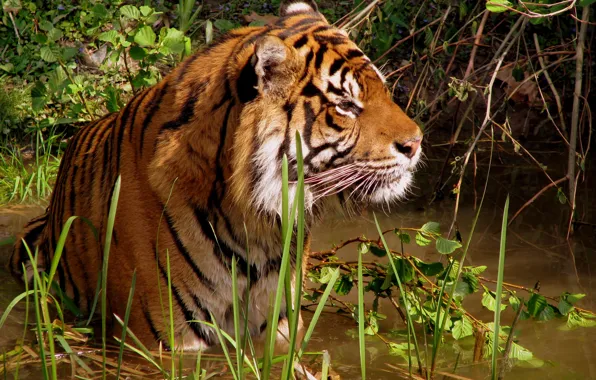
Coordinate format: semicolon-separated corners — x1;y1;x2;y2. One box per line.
164;212;216;292
328;57;345;76
157;261;213;346
127;90;148;144
160;79;210;132
314;44;328;68
327;82;344;96
141;298;167;348
314;34;348;46
302;101;316;149
293;35;308;48
325;111;344;131
345;49;364;59
236;60;258;103
139;83;170;157
18;221;46;265
212;82;232;111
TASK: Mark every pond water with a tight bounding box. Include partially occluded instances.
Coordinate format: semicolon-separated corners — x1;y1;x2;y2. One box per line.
0;154;594;379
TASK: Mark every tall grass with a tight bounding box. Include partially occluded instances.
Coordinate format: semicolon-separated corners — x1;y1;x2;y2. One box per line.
492;195;510;379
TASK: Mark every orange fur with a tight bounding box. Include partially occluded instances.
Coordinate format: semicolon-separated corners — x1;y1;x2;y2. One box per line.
9;1;422;349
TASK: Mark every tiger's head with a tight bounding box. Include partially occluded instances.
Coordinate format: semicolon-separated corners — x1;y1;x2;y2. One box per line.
232;1;422;215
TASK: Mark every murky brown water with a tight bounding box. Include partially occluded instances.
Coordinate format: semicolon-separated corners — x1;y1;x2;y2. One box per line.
1;156;595;379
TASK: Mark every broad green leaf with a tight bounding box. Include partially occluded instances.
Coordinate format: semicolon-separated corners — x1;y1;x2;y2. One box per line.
558;299;574;316
436;237;462;254
397;231;410;244
482;291;507;312
47;28;63;42
369;244;386;257
579;0;596;6
415;260;444;277
527;293;547;317
557;188;567;204
92;3;108;18
334;274;353;296
61;47;78;61
466;265;487;275
509;342;533;361
538;305;555;322
462;272;479;292
214;19;236;32
451;316;473;340
134;26;156;47
40;46;57;62
120;5;140;20
486;0;513;13
567;293;586;304
358;241;370;254
139;5;154;17
128;46;147;60
39;20;54;32
567;311;596;328
415;232;431;246
98;30;121;45
318;267;337;284
420;221;440;235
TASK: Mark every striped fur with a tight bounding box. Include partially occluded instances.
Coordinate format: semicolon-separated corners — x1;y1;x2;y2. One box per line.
9;1;422;350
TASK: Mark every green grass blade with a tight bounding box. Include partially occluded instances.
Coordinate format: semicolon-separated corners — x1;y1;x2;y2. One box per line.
231;256;244;379
357;243;366;380
101;175;121;380
116;270;137;380
492;195;510;379
0;290;35;329
298;268;340;358
374;214;422;374
208;313;239;380
285;132;306;378
165;250;176;377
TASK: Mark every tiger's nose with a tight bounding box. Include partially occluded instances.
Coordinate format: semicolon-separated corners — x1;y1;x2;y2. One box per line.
394;137;422;159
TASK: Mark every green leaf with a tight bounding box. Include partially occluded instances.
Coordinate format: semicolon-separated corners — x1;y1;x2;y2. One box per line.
369;244;386;257
557;188;567;204
128;46;147;60
538;305;555;322
415;232;431;246
139;5;154;17
527;293;547;317
580;0;596;6
451;316;473;340
509;342;533;361
436;237;462;254
47;28;63;42
558;299;574;316
567;311;596;328
567;293;585;304
120;5;140;20
466;265;487;275
482;291;507;312
39;20;54;32
40;46;58;62
319;267;337;284
99;30;121;46
415;260;444;277
396;231;410;244
461;272;479;292
334;274;354;296
134;26;156;47
358;242;370;254
92;4;108;18
486;0;513;13
61;47;78;61
214;19;236;32
420;221;441;235
512;65;524;82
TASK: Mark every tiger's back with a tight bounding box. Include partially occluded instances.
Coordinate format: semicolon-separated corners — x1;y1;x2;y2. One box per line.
10;0;423;350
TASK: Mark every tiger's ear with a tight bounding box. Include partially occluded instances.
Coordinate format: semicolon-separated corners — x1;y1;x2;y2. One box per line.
253;36;298;97
280;0;319;17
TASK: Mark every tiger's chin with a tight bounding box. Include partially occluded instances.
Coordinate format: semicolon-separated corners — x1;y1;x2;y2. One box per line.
366;170;414;205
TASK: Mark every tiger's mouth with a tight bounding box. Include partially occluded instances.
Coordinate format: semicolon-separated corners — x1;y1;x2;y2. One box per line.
303;160;419;204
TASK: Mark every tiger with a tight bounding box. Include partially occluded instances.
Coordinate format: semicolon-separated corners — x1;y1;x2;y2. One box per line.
9;0;422;350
